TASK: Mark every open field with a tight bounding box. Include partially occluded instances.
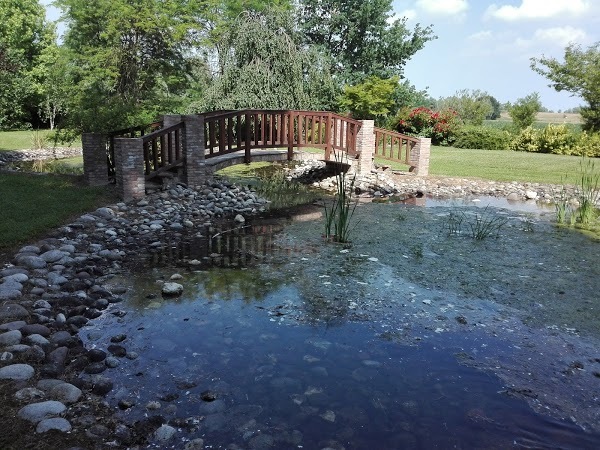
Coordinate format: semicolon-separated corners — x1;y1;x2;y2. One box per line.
497;111;583;124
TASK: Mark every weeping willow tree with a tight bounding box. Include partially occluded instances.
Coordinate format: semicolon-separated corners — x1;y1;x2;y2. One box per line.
199;9;337;111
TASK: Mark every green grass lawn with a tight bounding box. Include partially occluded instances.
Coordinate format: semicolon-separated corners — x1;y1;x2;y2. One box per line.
0;130;81;151
374;146;591;185
428;147;588;185
0;173;116;250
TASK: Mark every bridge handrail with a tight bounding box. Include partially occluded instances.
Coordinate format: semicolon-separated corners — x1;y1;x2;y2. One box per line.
373;127;419;166
106;121;162;179
140;122;184;176
201;110;362;162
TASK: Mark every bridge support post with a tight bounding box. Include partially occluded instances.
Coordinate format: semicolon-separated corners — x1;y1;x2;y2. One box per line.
182;114;207;187
114;137;145;201
409;137;431;176
82;133;109;186
355;120;375;175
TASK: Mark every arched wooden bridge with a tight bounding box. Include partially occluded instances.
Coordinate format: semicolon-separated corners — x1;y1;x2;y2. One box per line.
82;110;431;201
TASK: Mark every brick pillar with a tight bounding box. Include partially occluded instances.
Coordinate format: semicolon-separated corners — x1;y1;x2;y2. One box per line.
182;114;207;188
114;137;145;201
355;120;375;176
82;133;109;186
163;114;182;128
409;137;431;176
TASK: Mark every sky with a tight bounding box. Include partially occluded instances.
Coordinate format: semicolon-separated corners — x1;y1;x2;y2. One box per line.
392;0;600;111
43;0;599;111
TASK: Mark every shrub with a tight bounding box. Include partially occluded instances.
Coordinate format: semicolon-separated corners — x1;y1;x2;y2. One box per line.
537;124;578;154
572;132;600;157
453;125;512;150
396;106;460;146
509;126;540;152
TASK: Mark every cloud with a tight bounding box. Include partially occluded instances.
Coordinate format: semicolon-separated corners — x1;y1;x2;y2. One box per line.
467;30;493;41
486;0;590;21
533;27;588;47
416;0;468;16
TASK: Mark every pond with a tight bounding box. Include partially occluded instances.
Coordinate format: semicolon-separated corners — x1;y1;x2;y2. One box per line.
83;195;600;449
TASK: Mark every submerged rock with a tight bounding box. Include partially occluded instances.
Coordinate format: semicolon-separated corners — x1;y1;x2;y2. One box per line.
162;282;183;296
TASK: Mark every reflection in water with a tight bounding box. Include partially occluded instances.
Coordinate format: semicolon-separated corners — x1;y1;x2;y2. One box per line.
144;221;287;269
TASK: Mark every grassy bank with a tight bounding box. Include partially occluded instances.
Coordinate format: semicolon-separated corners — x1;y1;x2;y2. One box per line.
0;173;116;250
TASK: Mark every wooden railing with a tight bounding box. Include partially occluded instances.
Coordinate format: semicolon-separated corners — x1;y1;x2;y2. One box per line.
141;122;184;177
373;127;419;167
200;110;362;162
107;121;161;179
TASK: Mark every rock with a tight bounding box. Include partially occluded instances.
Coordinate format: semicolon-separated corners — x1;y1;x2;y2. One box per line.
162;282;183;296
184;438;205;450
0;303;29;319
110;334;127;343
525;190;538;200
49;383;82;404
107;344;126;357
18;401;66;423
0;363;35;380
39;250;68;263
146;400;161;410
90;375;113;395
0;329;22;345
47;347;69;366
88;348;107;362
105;356;120;368
15;255;47;269
20;324;51;337
15;387;46;402
36;417;72;433
26;334;50;346
154;424;177;442
234;214;245;223
0;320;26;331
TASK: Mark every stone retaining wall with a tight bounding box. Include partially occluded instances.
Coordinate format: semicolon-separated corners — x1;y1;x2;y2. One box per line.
0;147;82;164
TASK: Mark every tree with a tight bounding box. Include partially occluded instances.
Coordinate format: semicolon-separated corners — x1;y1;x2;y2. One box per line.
484;95;501;120
531;42;600;131
509;93;541;129
195;0;293;75
298;0;436;84
0;0;53;129
201;10;336;111
438;90;493;126
56;0;203;132
339;76;398;124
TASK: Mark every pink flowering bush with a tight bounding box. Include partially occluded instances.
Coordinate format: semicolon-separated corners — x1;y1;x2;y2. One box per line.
396;107;460;146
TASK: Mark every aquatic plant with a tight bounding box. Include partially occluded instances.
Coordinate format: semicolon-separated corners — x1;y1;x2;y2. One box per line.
576;157;600;226
446;211;464;235
553;178;571;225
323;154;359;243
445;206;508;240
467;207;509;240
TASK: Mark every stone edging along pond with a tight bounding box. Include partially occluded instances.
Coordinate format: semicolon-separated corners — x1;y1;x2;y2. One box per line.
0;168;589;446
0;179;269;445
